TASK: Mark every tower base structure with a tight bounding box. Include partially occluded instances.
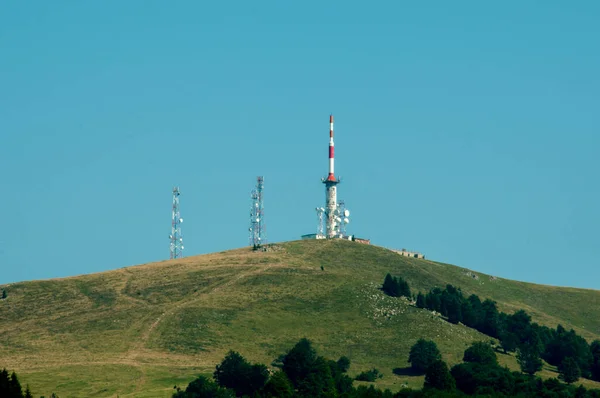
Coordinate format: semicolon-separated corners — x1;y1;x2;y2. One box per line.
323;178;340;239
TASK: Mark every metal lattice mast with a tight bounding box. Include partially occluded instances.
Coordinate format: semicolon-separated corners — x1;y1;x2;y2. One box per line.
169;187;184;259
336;200;350;237
316;207;325;237
249;176;266;249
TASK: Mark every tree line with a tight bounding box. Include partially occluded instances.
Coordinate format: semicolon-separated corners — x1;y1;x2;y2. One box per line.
173;337;396;398
383;273;600;384
407;338;600;397
0;368;58;398
174;336;600;397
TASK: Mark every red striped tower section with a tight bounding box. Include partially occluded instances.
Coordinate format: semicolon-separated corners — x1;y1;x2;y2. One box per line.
323;114;340;238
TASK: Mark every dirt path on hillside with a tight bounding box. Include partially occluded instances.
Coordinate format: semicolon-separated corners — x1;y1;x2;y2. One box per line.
120;263;275;391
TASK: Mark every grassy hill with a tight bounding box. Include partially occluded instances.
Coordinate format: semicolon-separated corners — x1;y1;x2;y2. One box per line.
1;239;599;397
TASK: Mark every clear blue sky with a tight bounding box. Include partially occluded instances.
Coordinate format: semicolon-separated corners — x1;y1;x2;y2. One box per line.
1;1;599;288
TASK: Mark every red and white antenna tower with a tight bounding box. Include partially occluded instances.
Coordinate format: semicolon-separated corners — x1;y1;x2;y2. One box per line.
169;187;184;259
322;115;341;238
249;176;266;249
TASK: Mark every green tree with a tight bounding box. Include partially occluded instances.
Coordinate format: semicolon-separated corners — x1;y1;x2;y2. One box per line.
416;292;426;309
355;368;382;382
9;371;22;398
591;340;600;381
397;277;411;298
336;356;350;373
1;289;6;299
24;385;33;398
174;375;234;398
463;341;498;366
262;371;293;398
213;351;268;396
424;360;455;391
517;345;543;376
408;339;442;374
559;357;581;384
382;274;399;297
481;299;500;338
296;356;336;398
282;338;317;387
499;332;519;354
445;295;462;324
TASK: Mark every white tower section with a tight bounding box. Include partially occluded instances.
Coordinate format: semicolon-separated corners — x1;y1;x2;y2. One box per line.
325;183;339;238
169;187;184;259
322;115;340;238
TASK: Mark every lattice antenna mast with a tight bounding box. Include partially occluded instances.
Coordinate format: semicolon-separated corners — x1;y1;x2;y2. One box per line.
336;200;350;237
249;176;266;249
169;187;184;259
316;207;325;237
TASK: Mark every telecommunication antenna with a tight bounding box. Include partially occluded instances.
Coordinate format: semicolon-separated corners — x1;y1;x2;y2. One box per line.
336;200;350;237
316;207;325;237
169;187;184;259
249;176;266;249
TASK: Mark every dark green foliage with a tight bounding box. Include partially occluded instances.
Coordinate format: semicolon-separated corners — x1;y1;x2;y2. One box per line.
499;332;518;354
1;289;6;299
450;362;514;396
424;360;455;391
517;345;543;376
296;356;336;397
592;340;600;381
559;356;581;384
282;338;317;387
544;325;593;377
463;341;498;366
382;274;411;298
173;375;234;398
408;339;442;374
336;356;350;373
415;292;426;309
445;295;462;324
213;351;268;396
262;371;293;398
354;385;393;398
24;385;32;398
355;368;383;382
480;299;500;338
460;300;475;327
504;310;533;345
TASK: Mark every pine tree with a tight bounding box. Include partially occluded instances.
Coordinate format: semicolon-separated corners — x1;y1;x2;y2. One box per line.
382;274;399;297
424;360;455;391
416;292;426;309
25;385;33;398
517;345;543;376
559;357;581;384
1;289;6;299
9;371;23;398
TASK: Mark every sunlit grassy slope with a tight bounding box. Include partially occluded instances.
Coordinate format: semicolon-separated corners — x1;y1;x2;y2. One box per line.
1;239;599;397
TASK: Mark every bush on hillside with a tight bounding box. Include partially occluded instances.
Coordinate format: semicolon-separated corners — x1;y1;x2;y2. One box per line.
463;341;498;366
354;368;382;382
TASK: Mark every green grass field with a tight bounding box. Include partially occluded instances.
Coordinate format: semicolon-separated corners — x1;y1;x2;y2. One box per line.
1;239;599;397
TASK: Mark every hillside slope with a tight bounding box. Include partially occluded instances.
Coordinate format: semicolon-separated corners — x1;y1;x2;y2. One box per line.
1;240;599;397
